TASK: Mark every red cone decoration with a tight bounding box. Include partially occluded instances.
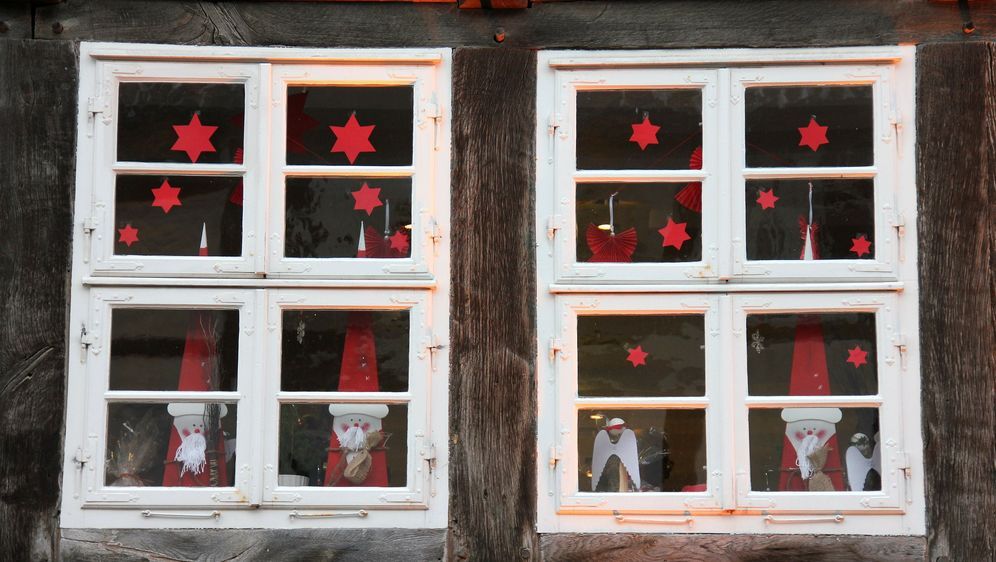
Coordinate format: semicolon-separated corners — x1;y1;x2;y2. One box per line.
674;146;703;212
586;224;637;263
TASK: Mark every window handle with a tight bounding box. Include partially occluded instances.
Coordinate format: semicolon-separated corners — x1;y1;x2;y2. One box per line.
141;510;220;520
289;510;368;520
612;510;693;526
763;512;843;525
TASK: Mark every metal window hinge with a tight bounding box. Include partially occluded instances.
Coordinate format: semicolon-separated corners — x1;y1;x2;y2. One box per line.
73;447;91;470
422;335;445;371
894;212;906;262
424;102;443;151
80;325;97;363
889;108;903;154
546;215;563;240
549;337;563;361
896;451;914;505
548;444;561;469
87;96;107;117
428;218;444;247
893;334;909;370
546;113;563;163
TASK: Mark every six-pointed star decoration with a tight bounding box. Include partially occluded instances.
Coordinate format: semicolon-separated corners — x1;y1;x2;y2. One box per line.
117;224;139;247
151;180;182;214
846;345;869;368
629;116;661;150
756;188;779;210
798;116;829;152
626;345;649;367
850;235;872;257
351;182;384;215
658;217;691;250
389;230;410;254
330;113;376;164
171;114;218;163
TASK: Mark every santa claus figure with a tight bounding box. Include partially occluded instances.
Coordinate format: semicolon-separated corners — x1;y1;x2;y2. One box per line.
590;417;641;493
324;403;389;486
779;407;844;491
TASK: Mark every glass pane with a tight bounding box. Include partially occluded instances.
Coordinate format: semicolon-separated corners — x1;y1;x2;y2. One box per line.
577;90;703;170
748;408;881;492
114;175;242;256
278;403;407;487
746;312;878;396
578;315;705;397
109;309;238;392
281;310;409;392
117;83;244;164
576;184;701;263
105;402;237;487
285;177;412;259
745;85;873;168
285;86;413;166
577;409;706;493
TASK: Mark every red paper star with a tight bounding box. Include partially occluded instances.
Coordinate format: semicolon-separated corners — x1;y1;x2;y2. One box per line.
151;180;182;213
846;345;869;368
171;114;218;163
118;224;139;247
850;235;872;257
330;113;376;164
798;117;829;152
287;92;319;154
351;182;383;216
756;188;779;210
389;230;410;254
658;217;691;250
626;345;649;367
629;116;661;150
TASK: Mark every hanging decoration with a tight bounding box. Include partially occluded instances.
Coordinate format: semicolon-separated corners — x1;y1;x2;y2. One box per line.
118;224;139;247
751;329;766;354
797;116;829;152
850;235;872;257
586;192;637;263
151;179;182;214
846;345;869;368
330;112;376;164
171;113;218;163
361;199;409;258
629;114;661;151
756;188;779;210
625;345;648;367
591;418;641;492
674;146;703;212
658;217;691;250
799;182;819;260
351;182;383;216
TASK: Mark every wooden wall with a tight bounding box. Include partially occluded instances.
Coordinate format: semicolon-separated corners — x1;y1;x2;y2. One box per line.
0;2;994;561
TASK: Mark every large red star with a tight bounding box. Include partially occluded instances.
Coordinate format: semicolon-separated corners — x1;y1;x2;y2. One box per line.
171;114;218;163
658;217;691;250
626;345;649;367
151;180;182;213
846;345;869;368
629;116;661;150
389;230;410;254
351;182;383;216
798;117;829;152
756;188;779;210
330;113;376;164
850;235;872;257
286;92;319;154
118;224;139;247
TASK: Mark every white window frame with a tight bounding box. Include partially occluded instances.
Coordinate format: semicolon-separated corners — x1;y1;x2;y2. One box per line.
536;47;923;536
62;43;451;530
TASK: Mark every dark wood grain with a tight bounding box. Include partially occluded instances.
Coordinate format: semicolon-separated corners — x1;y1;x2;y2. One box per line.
62;528;446;561
541;534;927;562
33;0;996;48
916;42;996;562
0;4;31;40
447;47;538;562
0;39;77;562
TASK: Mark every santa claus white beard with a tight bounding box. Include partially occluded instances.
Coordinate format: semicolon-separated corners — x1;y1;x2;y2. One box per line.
796;434;820;480
341;425;367;451
174;431;207;478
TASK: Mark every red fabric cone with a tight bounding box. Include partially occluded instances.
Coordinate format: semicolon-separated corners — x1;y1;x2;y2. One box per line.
586;224;638;263
675;146;703;212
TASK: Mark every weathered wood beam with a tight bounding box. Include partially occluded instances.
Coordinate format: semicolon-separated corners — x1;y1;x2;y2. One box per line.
0;4;31;40
0;39;77;562
916;41;996;562
448;47;538;561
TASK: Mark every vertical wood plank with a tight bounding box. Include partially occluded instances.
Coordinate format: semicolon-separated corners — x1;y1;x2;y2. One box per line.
0;39;78;562
916;42;996;562
448;47;538;561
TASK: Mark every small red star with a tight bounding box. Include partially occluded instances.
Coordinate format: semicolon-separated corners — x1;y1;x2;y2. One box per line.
629;116;661;150
850;235;872;257
756;188;779;210
351;182;383;216
389;230;410;254
330;113;376;164
118;224;139;247
171;114;218;163
846;345;869;368
287;92;319;154
626;345;649;367
151;180;182;213
798;117;829;152
658;217;691;250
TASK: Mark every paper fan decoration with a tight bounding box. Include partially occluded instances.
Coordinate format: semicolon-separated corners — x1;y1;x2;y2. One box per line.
361;198;408;258
675;146;702;212
586;192;637;262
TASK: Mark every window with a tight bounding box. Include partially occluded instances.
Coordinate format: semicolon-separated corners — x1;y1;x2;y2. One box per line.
536;48;923;534
62;44;450;529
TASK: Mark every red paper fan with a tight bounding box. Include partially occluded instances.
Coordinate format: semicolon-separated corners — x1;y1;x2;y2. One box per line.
586;223;638;263
675;146;703;212
363;226;408;258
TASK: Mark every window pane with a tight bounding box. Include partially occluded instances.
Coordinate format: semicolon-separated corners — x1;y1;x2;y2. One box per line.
577;409;706;493
109;309;238;392
576;184;701;263
114;175;242;256
281;310;409;392
748;408;881;492
117;83;244;164
745;85;873;167
746;312;878;396
285;86;413;166
284;177;412;259
105;402;237;487
278;403;407;487
744;179;874;261
577;90;703;170
578;315;705;397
